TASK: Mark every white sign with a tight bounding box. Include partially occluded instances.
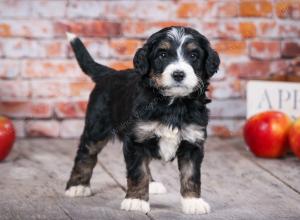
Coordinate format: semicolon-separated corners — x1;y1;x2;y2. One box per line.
247;80;300;119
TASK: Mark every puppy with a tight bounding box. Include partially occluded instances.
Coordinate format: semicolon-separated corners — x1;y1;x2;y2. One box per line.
65;26;220;215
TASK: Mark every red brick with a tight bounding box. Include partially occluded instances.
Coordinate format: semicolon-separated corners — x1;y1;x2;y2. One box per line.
215;22;242;39
66;1;105;18
209;99;246;118
66;1;173;20
0;20;54;38
132;1;174;20
250;41;281;60
209;78;246;99
176;1;216;18
257;21;279;38
290;57;300;77
209;124;231;137
216;1;238;17
0;39;41;58
0;23;11;37
239;22;256;38
282;41;300;58
67;0;164;20
55;20;122;37
1;39;67;58
12;120;25;138
239;0;273;17
109;39;143;58
60;119;84;138
208;119;244;137
0;39;3;57
106;1;173;20
30;80;70;98
279;21;300;38
54;101;87;118
0;60;20;78
31;0;66;18
122;21;189;38
102;1;136;19
40;40;68;58
227;60;289;79
275;0;300;19
26;120;59;137
198;22;255;39
228;61;271;78
213;41;247;56
69;81;94;97
108;60;133;71
77;101;88;113
0;80;29;99
21;60;82;78
270;60;291;75
0;101;52;118
30;103;53;118
193;22;220;39
0;0;31;17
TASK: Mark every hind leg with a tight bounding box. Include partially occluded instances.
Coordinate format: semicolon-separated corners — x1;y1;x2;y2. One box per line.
65;137;108;197
147;165;167;194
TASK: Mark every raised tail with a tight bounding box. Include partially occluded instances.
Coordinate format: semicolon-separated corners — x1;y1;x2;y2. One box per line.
66;32;114;82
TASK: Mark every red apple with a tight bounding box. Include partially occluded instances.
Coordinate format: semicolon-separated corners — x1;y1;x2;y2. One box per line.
289;118;300;159
244;111;291;158
0;116;16;161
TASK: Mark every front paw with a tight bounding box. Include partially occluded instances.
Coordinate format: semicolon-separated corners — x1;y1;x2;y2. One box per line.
65;185;92;197
181;197;210;214
121;198;150;213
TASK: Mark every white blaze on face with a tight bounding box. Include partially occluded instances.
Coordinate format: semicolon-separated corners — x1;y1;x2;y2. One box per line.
162;27;199;97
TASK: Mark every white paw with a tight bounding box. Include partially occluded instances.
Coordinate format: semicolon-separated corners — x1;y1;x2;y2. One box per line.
65;185;92;197
149;182;167;194
181;197;210;214
121;198;150;213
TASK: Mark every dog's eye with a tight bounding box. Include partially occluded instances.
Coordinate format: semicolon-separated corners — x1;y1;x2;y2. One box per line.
190;52;199;61
159;51;168;59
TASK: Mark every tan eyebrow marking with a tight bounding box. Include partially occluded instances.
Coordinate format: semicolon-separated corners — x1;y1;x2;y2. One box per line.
158;41;171;50
186;42;198;51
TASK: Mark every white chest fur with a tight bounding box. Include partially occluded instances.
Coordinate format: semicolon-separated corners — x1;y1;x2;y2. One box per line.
134;121;205;161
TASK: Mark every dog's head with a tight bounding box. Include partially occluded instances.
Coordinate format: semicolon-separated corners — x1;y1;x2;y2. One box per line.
134;26;220;97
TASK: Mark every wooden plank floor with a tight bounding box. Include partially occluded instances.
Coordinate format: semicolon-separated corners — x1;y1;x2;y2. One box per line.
0;138;299;220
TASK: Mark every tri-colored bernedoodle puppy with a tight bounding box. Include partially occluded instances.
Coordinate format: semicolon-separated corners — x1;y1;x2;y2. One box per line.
65;26;220;215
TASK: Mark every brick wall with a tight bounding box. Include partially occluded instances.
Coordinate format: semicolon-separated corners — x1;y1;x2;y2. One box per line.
0;0;299;138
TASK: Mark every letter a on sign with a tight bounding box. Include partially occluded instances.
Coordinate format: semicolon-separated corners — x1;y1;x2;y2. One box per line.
247;81;300;119
258;90;272;109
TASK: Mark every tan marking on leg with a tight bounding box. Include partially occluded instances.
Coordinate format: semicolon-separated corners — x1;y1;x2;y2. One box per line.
179;160;200;198
126;159;150;201
66;139;108;189
86;139;108;155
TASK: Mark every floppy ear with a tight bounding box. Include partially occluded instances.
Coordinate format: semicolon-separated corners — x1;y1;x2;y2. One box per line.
205;46;220;78
133;48;149;75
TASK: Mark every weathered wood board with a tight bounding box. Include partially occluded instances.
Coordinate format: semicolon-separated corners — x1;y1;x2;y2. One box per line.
99;138;300;220
0;138;299;220
0;139;148;220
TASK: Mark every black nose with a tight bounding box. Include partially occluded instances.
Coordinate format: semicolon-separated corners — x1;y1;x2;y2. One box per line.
172;71;185;82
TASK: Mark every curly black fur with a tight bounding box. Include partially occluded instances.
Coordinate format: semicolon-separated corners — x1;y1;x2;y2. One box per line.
66;26;220;209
